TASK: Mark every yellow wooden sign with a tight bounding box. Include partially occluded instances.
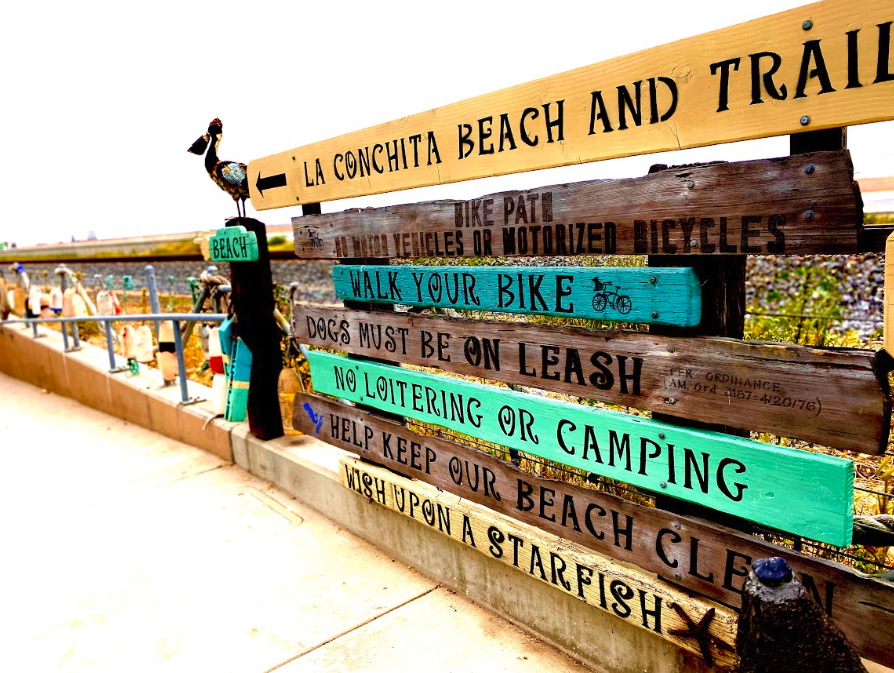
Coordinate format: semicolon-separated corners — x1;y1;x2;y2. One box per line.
339;456;738;669
249;0;894;210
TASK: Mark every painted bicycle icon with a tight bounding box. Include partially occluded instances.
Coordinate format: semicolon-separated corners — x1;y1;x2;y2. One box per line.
592;278;632;314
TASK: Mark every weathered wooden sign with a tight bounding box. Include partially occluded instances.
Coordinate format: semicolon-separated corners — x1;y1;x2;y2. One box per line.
293;152;862;259
332;266;701;327
292;304;891;454
337;455;738;669
209;225;259;262
295;392;894;666
249;0;894;210
308;351;854;545
885;232;894;356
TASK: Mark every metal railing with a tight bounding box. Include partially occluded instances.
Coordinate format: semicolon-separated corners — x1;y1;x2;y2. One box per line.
2;313;226;405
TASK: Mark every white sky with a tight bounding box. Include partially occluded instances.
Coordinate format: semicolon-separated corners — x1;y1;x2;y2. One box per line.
2;0;891;246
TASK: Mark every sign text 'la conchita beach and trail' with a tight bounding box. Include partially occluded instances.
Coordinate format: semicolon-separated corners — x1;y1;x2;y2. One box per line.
292;304;892;453
335;455;740;669
249;0;894;210
307;351;854;547
332;265;701;327
293;393;894;665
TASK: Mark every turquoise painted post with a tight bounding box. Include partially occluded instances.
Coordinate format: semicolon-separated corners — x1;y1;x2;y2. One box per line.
332;265;701;326
308;351;853;547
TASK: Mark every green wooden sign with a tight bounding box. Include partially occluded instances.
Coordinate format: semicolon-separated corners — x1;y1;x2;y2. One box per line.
308;351;854;546
333;265;701;326
209;225;259;262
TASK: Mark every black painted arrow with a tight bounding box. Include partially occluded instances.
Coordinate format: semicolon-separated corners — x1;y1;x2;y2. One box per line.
255;171;288;198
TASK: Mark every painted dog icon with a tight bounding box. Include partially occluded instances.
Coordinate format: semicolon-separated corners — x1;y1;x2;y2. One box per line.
303;402;325;433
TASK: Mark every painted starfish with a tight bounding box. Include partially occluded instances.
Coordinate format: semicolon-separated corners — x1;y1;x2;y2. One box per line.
669;603;717;668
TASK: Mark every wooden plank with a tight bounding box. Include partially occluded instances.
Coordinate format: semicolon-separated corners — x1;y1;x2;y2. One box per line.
332;265;701;327
295;392;894;667
292;152;862;259
209;225;259;262
292;304;891;454
308;351;854;545
336;455;739;669
249;0;894;210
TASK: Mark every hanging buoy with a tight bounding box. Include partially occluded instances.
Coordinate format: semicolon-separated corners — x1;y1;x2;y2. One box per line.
61;288;75;317
121;325;137;360
39;294;53;319
28;286;42;317
208;327;227;414
72;293;88;317
157;320;178;384
135;325;154;363
12;288;27;316
50;287;63;314
96;290;114;316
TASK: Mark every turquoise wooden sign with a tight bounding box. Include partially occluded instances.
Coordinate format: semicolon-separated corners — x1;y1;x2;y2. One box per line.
333;265;701;326
210;225;259;262
308;351;854;546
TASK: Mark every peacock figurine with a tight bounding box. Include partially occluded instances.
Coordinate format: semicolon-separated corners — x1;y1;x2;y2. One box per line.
188;118;250;218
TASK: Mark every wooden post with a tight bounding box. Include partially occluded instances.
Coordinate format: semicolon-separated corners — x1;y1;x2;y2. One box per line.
736;557;867;673
228;217;283;440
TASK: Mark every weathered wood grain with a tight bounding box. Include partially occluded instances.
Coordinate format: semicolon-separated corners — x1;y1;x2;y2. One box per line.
295;392;894;667
307;351;854;546
292;304;891;454
337;454;739;669
332;265;702;327
293;152;862;259
250;1;894;210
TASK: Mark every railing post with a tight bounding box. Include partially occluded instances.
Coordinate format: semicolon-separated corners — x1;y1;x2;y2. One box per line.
172;319;192;404
145;265;161;339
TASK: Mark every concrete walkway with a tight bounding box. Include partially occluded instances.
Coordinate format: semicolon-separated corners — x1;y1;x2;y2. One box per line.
0;371;591;673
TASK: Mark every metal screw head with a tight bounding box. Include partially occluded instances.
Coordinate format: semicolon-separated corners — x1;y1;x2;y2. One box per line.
674;572;683;580
800;115;811;126
291;156;296;160
666;344;675;353
652;310;659;318
804;209;815;220
660;481;668;489
659;432;666;440
804;164;815;175
667;397;677;405
673;522;681;530
802;19;813;30
649;276;657;284
689;239;698;248
686;180;695;189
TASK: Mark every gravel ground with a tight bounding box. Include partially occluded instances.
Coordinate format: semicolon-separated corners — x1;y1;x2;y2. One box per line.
9;255;885;340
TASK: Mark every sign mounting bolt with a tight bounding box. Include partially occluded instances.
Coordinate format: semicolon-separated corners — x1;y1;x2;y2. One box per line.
659;433;666;440
666;344;675;353
674;572;683;580
674;522;681;530
689;239;698;248
687;180;695;189
805;210;815;220
800;115;811;126
652;310;659;318
802;19;813;30
660;482;668;489
668;397;677;405
650;276;658;284
804;164;815;174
